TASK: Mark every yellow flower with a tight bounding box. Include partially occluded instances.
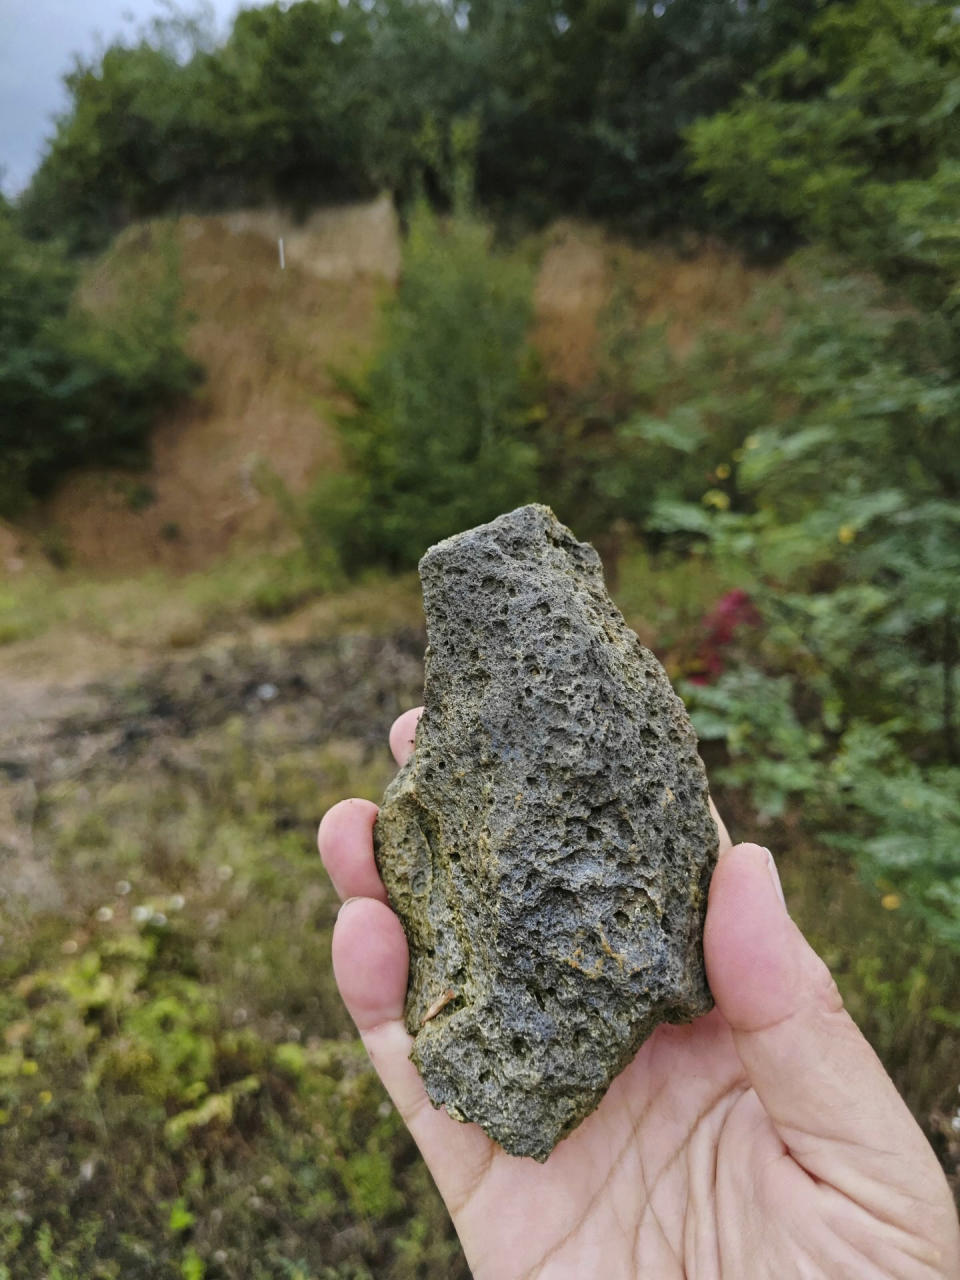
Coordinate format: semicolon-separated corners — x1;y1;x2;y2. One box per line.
881;893;902;911
20;1059;38;1076
837;524;856;545
715;462;731;480
702;489;731;511
38;1090;53;1106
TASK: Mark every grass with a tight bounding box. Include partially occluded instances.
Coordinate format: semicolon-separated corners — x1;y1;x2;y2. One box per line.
0;528;736;669
0;617;461;1278
0;550;421;676
0;545;955;1277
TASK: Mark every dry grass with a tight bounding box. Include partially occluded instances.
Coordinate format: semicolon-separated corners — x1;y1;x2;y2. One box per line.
0;552;421;684
533;221;612;387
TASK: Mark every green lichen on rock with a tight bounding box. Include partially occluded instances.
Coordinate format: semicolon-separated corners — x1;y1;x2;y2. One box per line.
374;504;718;1161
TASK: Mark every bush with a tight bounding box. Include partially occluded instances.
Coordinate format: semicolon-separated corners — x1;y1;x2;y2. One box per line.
625;254;960;941
309;203;540;570
0;215;200;515
687;0;960;299
674;1;960;942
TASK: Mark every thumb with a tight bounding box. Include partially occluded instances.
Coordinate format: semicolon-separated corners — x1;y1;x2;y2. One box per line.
705;844;952;1219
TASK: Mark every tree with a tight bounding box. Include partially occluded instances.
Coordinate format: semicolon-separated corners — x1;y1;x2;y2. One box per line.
0;214;200;514
470;0;836;231
687;0;960;291
310;202;539;570
16;0;835;250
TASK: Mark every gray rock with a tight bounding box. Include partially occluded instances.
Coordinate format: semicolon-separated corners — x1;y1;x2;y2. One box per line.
374;504;718;1161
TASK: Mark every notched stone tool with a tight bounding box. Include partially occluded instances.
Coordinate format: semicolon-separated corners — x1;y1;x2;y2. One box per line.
374;504;718;1161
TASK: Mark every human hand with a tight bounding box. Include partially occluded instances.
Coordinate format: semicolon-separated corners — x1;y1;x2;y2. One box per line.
319;708;960;1279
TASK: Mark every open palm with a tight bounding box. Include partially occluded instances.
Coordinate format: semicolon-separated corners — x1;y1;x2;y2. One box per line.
320;709;960;1279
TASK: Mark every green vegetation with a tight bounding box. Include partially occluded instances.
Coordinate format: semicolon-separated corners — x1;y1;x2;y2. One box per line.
312;202;539;570
0;636;464;1277
0;560;956;1277
15;0;823;252
664;259;960;941
0;212;199;515
0;550;420;655
688;0;960;299
2;0;959;1268
676;0;960;944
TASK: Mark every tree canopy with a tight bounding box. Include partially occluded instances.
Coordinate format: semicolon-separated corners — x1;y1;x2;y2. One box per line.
16;0;832;251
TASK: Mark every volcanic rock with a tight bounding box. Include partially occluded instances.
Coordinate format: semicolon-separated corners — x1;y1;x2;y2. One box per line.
374;504;718;1160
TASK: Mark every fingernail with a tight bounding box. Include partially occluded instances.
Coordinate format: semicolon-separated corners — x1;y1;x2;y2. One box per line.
763;849;787;910
338;896;363;919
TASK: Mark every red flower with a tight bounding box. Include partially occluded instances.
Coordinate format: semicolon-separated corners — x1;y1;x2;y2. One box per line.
689;589;761;684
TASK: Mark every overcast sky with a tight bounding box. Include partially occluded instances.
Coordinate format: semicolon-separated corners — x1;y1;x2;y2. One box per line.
0;0;261;194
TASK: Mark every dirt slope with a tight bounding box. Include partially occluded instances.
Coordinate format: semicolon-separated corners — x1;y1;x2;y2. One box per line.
533;221;769;385
27;208;767;575
36;197;400;574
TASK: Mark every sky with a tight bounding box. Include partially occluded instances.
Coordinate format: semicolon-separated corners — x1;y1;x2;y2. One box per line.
0;0;260;195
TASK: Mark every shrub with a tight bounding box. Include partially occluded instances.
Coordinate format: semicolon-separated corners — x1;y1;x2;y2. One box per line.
0;215;200;515
631;254;960;942
687;0;960;299
309;203;540;570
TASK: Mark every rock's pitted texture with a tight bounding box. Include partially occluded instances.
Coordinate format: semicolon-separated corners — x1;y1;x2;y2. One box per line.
374;505;718;1160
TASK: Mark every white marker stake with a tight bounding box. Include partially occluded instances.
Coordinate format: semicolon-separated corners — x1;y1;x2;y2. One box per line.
278;237;286;270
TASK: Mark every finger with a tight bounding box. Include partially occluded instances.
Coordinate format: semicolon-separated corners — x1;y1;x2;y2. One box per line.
318;798;388;904
332;899;437;1154
389;706;423;766
318;706;425;902
332;897;410;1034
705;843;954;1219
332;898;496;1206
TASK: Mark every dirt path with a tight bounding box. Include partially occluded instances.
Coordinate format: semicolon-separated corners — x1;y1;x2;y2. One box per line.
0;622;425;916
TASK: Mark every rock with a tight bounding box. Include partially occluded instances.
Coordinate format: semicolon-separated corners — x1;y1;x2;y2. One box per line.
374;504;718;1160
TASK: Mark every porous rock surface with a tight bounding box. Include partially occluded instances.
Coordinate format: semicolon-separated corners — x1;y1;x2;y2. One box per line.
374;505;718;1160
